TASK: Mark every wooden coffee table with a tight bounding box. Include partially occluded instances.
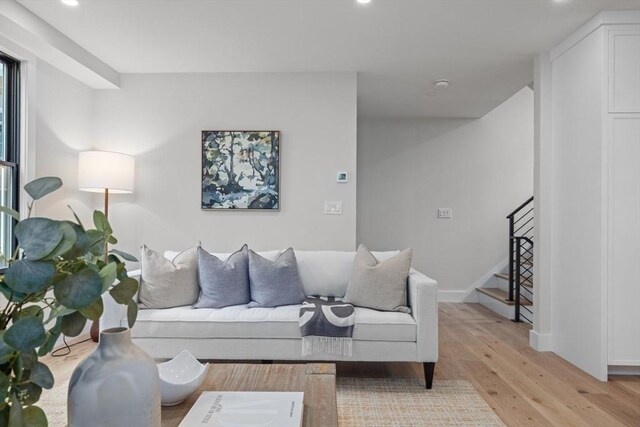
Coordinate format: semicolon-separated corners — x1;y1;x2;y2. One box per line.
161;363;338;427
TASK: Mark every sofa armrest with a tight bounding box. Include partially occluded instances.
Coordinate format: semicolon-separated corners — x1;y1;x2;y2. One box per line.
99;270;141;332
407;268;438;362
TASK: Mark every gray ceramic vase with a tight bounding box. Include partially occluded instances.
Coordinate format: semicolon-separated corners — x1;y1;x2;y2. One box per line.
68;327;161;427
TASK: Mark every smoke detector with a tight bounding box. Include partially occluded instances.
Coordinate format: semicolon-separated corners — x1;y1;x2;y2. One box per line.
433;79;450;89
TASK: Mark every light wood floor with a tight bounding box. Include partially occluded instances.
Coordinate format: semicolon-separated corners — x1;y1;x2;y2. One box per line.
43;303;640;426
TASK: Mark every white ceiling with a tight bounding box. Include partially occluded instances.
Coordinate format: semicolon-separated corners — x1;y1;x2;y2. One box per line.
17;0;640;118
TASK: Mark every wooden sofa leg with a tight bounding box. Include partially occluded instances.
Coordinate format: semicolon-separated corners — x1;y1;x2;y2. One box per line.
424;362;435;389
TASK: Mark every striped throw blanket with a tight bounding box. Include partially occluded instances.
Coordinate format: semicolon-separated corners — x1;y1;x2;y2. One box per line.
299;296;355;357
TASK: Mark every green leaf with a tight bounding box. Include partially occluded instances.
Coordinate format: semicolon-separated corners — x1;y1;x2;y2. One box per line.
15;305;45;322
0;407;8;427
110;278;138;305
0;371;9;402
64;221;92;259
45;305;75;324
127;299;138;329
4;316;46;352
93;211;112;235
44;221;77;260
0;205;20;221
9;395;24;427
24;176;63;201
29;362;54;390
0;334;16;364
0;282;27;302
23;405;47;427
15;382;42;406
61;311;86;337
67;205;85;230
110;248;138;262
86;229;106;257
38;317;63;356
19;349;38;370
4;260;55;294
54;269;102;310
79;298;103;321
15;218;64;260
99;262;118;293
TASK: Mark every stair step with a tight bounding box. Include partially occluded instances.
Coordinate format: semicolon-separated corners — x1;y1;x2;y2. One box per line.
495;273;533;288
477;287;532;306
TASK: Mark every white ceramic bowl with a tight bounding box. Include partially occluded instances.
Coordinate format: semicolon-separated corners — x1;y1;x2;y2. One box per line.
157;350;208;406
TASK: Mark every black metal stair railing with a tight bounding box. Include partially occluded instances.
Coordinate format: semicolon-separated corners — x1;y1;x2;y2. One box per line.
513;236;534;323
506;196;534;323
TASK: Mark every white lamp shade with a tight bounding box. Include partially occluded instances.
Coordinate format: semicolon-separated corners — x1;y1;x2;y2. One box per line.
78;151;135;194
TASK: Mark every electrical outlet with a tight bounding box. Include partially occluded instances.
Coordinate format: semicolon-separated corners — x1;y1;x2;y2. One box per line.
437;208;452;219
324;201;343;215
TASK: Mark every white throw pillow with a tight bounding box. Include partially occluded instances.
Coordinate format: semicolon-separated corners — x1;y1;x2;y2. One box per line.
139;243;201;309
295;250;401;297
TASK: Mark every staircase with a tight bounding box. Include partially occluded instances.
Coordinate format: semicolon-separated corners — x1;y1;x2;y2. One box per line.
477;197;534;324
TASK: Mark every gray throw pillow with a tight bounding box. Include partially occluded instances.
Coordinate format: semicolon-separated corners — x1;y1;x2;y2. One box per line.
139;243;200;309
344;245;413;313
194;245;250;308
248;248;306;308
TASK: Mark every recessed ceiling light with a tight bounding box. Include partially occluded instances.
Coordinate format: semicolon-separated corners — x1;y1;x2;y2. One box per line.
61;0;79;6
357;0;372;4
433;79;450;89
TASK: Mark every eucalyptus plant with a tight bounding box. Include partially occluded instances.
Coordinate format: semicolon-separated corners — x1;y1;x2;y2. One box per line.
0;177;139;427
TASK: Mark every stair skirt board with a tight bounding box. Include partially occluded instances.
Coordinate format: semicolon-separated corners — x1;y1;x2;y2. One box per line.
477;291;515;320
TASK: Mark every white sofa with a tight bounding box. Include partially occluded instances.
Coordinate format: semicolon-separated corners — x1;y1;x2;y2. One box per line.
101;250;439;388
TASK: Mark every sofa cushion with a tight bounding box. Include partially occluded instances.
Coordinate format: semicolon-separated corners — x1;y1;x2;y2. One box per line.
344;245;413;313
125;305;416;342
295;250;401;297
194;245;250;309
139;243;200;309
248;248;305;308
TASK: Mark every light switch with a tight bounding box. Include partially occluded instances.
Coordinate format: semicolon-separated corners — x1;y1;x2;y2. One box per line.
324;201;343;215
437;208;452;219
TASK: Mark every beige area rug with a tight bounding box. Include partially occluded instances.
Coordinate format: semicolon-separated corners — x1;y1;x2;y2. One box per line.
40;378;504;427
337;378;505;427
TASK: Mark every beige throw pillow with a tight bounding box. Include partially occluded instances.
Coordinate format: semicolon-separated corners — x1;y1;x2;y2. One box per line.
344;245;412;313
139;243;200;308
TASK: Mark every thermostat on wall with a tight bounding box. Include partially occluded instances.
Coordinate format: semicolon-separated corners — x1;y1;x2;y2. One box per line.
337;172;348;183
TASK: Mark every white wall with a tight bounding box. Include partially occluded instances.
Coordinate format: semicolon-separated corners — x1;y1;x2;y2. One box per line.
90;72;357;257
34;60;95;222
357;87;534;296
531;52;553;351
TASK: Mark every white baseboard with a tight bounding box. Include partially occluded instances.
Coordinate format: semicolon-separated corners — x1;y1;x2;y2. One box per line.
438;290;478;303
529;330;553;351
439;258;509;303
608;365;640;376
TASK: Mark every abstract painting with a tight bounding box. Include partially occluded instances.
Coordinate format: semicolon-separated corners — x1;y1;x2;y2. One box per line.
201;130;280;210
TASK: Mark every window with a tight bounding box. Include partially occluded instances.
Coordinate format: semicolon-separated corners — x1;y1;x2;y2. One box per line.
0;52;20;267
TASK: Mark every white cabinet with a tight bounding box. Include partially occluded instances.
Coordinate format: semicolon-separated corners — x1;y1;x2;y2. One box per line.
550;12;640;380
606;29;640;368
609;30;640;113
608;113;640;366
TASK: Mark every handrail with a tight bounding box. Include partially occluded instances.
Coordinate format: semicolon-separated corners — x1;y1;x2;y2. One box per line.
506;196;534;219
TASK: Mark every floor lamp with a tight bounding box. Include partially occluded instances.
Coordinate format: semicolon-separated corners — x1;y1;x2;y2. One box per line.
78;150;135;341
